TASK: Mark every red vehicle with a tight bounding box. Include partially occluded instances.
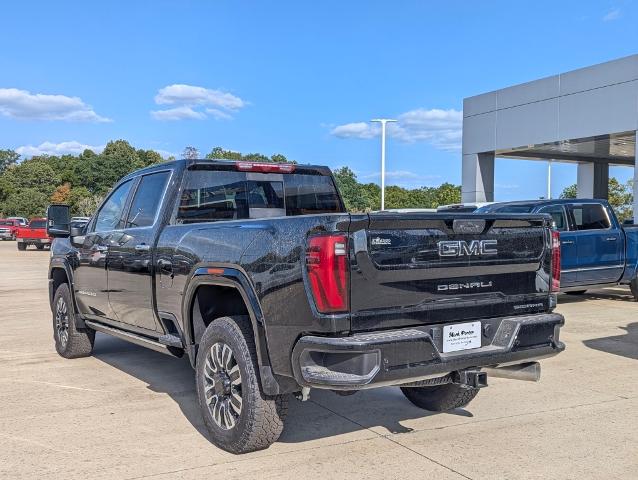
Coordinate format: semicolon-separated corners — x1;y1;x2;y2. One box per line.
0;219;20;240
16;218;52;250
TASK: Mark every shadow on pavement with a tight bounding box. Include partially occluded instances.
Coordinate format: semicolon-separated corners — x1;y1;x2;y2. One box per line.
583;322;638;361
92;333;472;445
558;287;635;305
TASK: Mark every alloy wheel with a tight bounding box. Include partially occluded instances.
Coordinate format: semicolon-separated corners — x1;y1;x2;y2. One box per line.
55;297;69;348
203;342;243;430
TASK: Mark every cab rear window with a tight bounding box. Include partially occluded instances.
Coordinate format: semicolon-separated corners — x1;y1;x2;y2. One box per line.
175;169;343;224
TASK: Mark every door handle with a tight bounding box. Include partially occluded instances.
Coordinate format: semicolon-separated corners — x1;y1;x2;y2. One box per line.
135;244;151;252
561;240;574;245
605;237;618;241
157;259;173;275
94;245;109;252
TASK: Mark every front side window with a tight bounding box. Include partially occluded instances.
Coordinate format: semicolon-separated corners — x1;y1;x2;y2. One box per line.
94;180;133;232
571;204;611;230
538;205;568;231
126;172;171;228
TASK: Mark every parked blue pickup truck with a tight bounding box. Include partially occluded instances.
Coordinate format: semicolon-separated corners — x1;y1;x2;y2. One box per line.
477;199;638;299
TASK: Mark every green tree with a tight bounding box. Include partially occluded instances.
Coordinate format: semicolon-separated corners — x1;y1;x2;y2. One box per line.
205;147;296;164
0;149;19;174
333;167;376;212
560;177;633;222
1;188;50;217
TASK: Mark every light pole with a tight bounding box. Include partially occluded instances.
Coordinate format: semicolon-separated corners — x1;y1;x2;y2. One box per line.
370;118;397;210
547;160;552;199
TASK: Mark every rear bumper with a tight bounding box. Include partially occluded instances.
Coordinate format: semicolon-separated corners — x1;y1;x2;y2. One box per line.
291;312;565;390
17;237;50;243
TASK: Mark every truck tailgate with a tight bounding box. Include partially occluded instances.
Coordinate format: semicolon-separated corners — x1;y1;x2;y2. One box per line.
349;213;553;331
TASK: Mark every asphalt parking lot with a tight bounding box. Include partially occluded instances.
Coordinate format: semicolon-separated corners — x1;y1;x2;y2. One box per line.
1;240;637;480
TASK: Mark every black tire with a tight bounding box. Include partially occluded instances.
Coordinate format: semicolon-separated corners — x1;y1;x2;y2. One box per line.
196;316;288;454
401;383;480;412
52;283;95;358
17;243;26;251
566;290;587;295
36;244;44;250
630;278;638;301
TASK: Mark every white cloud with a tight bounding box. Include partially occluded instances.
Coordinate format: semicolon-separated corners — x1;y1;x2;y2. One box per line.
329;108;462;151
603;8;621;21
151;84;246;121
150;106;206;121
15;141;105;157
331;122;379;139
205;108;233;120
0;88;111;122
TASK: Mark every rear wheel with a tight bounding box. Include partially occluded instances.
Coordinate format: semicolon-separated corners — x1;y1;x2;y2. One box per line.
52;283;95;358
36;244;44;250
401;383;480;411
630;278;638;301
196;316;288;454
17;243;26;251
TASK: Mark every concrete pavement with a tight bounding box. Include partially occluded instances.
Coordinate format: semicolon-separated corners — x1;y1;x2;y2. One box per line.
0;241;637;479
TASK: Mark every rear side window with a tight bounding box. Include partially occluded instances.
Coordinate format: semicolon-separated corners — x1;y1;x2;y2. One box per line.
126;171;171;228
538;205;568;231
571;204;611;230
176;169;343;224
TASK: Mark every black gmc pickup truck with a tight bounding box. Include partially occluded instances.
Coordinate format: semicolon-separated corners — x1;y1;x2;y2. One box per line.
46;159;565;453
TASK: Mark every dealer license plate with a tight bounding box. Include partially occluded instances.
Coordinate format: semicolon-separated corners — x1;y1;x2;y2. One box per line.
442;321;481;353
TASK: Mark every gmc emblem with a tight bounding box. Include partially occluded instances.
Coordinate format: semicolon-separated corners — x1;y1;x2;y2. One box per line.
438;239;498;257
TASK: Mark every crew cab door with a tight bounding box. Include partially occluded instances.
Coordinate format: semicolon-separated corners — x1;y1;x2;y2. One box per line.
73;179;134;320
568;202;625;283
537;204;578;286
107;171;171;332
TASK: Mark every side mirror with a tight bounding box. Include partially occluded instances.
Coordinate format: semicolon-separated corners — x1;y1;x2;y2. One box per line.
47;204;71;238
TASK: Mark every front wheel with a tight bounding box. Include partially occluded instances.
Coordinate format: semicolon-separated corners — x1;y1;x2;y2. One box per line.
52;283;95;358
17;243;26;251
196;316;288;454
401;383;480;411
630;278;638;301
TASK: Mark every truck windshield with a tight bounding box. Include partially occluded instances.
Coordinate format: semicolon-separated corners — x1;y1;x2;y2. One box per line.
176;169;342;224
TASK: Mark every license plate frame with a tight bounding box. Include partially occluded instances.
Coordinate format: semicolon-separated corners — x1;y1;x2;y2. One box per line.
442;321;482;353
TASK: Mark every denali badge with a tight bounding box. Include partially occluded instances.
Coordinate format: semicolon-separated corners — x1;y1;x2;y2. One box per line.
438;281;493;291
438;239;497;257
371;237;392;246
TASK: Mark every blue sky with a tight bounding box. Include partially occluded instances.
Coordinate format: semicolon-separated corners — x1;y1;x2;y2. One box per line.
1;0;637;200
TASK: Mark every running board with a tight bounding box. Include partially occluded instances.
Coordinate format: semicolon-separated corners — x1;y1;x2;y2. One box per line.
85;320;183;358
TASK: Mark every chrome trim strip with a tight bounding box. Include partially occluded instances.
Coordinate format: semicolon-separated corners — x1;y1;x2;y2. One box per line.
563;264;625;273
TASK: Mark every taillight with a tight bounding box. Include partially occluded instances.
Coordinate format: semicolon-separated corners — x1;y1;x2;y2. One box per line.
551;230;561;292
305;234;349;313
235;161;296;173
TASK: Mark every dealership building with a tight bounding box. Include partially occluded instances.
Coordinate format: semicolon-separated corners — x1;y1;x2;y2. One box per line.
461;54;638;219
